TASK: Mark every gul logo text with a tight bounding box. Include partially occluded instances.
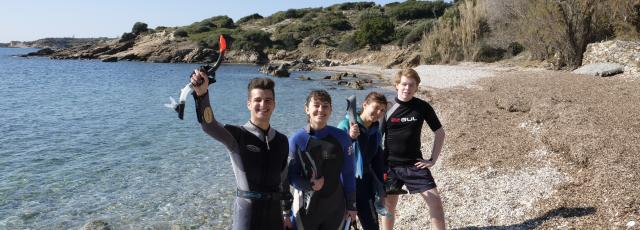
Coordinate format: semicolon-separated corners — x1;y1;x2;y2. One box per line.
390;117;417;123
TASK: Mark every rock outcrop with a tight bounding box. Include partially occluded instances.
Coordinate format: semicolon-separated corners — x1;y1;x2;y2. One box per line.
572;63;625;77
581;40;640;77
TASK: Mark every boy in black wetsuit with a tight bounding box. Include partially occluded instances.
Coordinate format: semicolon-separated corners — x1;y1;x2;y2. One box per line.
382;69;446;230
191;71;292;230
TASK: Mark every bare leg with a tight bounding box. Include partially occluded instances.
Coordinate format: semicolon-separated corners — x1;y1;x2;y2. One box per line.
382;195;399;230
419;188;445;230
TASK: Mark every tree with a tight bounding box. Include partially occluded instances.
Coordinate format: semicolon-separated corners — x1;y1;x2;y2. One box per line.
132;22;148;35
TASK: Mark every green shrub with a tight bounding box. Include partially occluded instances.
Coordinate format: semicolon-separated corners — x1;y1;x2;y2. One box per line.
132;22;148;35
403;20;435;46
328;18;352;31
384;0;451;21
338;35;362;52
237;13;263;24
474;44;506;62
329;2;376;11
273;34;301;50
355;15;395;48
234;30;272;51
507;42;524;56
120;32;136;41
173;29;188;37
194;25;212;33
210;16;235;28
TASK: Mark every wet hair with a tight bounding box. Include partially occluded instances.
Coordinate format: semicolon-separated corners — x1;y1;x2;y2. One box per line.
393;68;421;85
363;91;387;106
305;90;332;107
247;77;275;99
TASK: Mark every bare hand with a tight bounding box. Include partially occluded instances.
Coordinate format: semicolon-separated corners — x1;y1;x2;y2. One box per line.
191;69;209;96
414;159;435;169
310;171;324;191
283;215;292;229
347;210;357;222
348;123;360;139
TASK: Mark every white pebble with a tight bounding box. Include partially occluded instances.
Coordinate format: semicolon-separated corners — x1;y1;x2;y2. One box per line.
628;221;637;228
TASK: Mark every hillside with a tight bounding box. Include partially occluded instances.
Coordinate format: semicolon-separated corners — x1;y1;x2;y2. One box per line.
20;0;639;75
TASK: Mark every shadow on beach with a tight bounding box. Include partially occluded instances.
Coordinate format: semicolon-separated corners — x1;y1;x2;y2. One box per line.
453;207;597;230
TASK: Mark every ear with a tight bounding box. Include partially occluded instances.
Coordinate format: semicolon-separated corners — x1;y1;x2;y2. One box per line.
247;99;251;111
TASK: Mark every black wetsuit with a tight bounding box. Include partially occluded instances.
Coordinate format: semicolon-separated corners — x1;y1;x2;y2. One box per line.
288;125;356;230
194;92;292;230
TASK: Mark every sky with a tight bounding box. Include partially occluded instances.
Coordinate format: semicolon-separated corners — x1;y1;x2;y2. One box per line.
0;0;449;43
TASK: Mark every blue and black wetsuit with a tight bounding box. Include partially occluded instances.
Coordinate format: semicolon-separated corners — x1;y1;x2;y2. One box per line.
194;92;292;230
338;115;385;230
288;125;356;230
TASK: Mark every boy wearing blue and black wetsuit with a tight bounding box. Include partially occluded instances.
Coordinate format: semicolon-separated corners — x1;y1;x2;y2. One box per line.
191;72;292;230
288;90;357;230
337;92;388;230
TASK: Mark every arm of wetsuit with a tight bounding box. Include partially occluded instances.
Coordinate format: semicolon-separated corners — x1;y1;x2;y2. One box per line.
193;91;239;153
372;146;385;184
287;134;313;192
339;133;357;211
280;142;293;213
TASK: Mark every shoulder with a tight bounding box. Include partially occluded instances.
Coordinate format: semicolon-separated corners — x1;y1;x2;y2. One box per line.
337;118;349;130
273;129;289;143
223;124;242;135
288;128;308;143
326;126;351;146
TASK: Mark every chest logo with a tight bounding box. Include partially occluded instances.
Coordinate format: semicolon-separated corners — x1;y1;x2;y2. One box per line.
390;117;417;123
246;145;261;153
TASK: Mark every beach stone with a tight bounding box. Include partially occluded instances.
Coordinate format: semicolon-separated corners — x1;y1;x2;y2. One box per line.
80;220;111;230
572;62;625;77
297;75;311;80
273;64;290;77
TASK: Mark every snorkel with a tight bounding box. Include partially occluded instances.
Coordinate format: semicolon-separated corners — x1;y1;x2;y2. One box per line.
165;35;227;119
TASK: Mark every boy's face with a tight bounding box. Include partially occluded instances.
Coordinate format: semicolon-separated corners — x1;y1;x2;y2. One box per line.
247;88;275;123
396;76;418;101
305;97;332;127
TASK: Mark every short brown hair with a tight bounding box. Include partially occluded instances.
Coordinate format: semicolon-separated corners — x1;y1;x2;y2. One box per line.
247;77;275;99
305;90;332;107
394;68;421;85
363;91;387;106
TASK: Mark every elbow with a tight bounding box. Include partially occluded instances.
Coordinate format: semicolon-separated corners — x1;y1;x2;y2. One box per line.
436;127;445;137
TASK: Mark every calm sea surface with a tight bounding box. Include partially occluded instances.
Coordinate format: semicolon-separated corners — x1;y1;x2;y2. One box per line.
0;48;393;229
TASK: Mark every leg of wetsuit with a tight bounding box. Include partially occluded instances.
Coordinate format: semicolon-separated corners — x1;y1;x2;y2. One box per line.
297;187;346;230
232;197;252;230
233;198;283;230
356;175;379;230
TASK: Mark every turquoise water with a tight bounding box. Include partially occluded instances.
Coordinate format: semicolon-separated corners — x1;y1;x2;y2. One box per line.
0;48;393;229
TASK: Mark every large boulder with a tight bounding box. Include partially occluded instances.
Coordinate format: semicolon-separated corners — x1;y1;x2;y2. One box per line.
572;63;625;77
582;40;640;76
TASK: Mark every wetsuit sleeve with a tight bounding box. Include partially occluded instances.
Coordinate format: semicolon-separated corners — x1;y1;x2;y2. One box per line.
287;133;313;192
423;102;442;132
339;132;357;211
372;146;385;183
279;137;293;213
193;91;239;153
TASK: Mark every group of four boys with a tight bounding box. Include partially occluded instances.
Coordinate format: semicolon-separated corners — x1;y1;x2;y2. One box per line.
190;67;445;230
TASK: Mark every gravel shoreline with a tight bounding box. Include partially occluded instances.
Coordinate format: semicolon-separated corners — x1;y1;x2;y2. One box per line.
319;63;640;229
